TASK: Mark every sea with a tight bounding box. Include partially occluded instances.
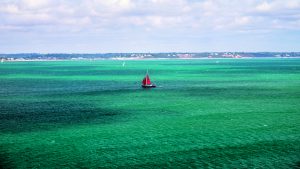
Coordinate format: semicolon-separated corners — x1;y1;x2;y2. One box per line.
0;58;300;168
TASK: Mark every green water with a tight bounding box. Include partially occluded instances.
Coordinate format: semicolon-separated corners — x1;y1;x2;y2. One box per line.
0;59;300;168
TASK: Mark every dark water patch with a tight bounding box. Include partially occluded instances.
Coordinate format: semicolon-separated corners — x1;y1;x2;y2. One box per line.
37;81;300;102
0;101;127;133
0;79;139;97
180;86;300;99
76;89;138;96
58;88;143;97
293;161;300;169
0;150;13;169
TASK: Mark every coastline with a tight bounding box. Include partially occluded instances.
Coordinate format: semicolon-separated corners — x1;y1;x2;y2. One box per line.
2;56;300;62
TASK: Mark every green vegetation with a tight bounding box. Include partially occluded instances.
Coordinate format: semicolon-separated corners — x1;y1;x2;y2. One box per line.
0;59;300;168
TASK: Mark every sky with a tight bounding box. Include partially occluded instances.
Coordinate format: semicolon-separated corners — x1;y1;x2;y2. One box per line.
0;0;300;53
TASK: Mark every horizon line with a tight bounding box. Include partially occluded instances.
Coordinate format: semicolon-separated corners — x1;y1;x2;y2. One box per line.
1;51;300;54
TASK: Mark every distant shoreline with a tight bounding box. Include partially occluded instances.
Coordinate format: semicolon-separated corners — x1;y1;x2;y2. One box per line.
1;52;300;62
2;57;300;62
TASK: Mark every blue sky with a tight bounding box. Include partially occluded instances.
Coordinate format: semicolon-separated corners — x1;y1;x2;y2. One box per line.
0;0;300;53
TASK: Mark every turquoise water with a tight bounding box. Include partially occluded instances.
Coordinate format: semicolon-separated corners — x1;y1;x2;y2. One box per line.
0;59;300;168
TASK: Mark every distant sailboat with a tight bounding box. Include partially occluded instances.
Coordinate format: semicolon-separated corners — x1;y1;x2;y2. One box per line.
142;70;156;88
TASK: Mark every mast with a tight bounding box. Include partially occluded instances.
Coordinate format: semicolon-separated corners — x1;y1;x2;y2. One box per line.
146;69;148;85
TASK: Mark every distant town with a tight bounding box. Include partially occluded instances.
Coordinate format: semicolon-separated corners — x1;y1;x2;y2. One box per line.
1;52;300;61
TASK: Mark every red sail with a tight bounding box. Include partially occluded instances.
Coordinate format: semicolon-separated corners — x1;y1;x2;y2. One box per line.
142;74;152;85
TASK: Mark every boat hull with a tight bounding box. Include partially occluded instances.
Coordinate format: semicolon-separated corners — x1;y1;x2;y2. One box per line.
142;84;156;88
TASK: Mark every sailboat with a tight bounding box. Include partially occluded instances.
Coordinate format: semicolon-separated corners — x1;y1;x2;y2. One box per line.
142;70;156;88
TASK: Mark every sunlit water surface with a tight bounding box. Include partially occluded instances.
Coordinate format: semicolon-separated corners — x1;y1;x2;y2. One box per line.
0;59;300;168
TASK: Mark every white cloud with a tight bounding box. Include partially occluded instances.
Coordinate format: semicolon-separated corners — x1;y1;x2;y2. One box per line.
256;2;272;12
234;16;252;26
0;0;299;33
21;0;51;9
286;0;300;9
0;4;19;14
